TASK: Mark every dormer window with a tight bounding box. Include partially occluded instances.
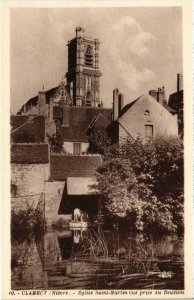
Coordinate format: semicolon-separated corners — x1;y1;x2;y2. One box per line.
85;45;93;66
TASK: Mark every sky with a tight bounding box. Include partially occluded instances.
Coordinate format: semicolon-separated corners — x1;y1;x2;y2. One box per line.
10;7;182;113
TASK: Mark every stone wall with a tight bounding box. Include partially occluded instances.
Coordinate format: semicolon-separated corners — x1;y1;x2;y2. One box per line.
45;181;72;225
11;163;49;212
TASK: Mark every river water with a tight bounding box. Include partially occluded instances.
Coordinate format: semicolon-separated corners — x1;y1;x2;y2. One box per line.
11;227;184;290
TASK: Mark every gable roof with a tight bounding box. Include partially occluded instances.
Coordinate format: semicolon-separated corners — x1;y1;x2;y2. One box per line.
118;98;139;118
87;113;110;131
57;107;112;142
50;155;102;180
118;94;176;119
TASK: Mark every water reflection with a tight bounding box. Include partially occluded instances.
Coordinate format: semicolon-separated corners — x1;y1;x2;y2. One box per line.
11;227;184;290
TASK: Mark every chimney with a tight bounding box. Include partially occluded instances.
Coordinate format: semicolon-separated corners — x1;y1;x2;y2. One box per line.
161;86;167;107
177;73;183;92
38;87;46;116
76;27;84;38
118;93;124;116
62;102;70;127
49;98;53;122
113;89;119;121
149;90;157;100
157;88;164;105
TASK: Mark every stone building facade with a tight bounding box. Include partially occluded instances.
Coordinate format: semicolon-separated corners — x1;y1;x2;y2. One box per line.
11;144;49;212
66;27;102;107
109;89;178;143
16;27;111;154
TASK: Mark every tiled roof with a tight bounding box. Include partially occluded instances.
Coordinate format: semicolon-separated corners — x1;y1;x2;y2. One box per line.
25;86;59;107
50;155;102;180
11;143;49;164
58;122;89;142
11;116;45;143
118;98;139;118
57;107;112;142
11;116;30;130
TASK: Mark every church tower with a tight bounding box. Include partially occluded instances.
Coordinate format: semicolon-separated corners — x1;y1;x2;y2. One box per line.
66;27;102;107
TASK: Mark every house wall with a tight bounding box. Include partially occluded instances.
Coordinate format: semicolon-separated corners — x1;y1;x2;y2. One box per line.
11;163;49;212
45;181;72;225
63;141;89;154
118;94;178;142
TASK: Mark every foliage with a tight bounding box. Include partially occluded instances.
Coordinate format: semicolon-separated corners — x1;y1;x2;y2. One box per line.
96;135;184;234
87;127;111;155
11;206;47;242
49;133;64;154
50;218;69;231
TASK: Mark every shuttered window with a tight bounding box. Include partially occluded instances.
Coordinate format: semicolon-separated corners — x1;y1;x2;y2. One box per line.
73;143;81;155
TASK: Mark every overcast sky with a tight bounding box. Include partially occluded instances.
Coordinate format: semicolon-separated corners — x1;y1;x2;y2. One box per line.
10;7;182;113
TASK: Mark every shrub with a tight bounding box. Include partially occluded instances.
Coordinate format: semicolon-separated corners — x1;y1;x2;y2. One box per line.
50;218;69;231
11;206;47;242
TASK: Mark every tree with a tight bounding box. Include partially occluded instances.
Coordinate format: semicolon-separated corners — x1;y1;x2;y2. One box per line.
96;156;141;230
87;127;111;155
95;135;184;234
49;133;64;154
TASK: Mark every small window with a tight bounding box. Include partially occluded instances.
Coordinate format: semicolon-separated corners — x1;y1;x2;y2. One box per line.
73;142;81;155
144;109;150;116
145;125;153;140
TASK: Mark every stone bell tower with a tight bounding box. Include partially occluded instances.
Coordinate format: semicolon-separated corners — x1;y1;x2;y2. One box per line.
66;27;102;107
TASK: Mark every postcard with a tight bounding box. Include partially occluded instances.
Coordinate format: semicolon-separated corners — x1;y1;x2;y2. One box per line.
1;0;193;299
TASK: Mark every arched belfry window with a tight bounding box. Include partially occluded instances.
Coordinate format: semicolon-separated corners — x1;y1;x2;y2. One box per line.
85;45;93;66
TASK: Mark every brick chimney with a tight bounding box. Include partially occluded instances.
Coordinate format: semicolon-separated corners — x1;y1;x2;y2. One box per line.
113;89;119;121
157;88;164;105
177;73;183;91
118;93;124;116
149;90;157;100
38;86;46;116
